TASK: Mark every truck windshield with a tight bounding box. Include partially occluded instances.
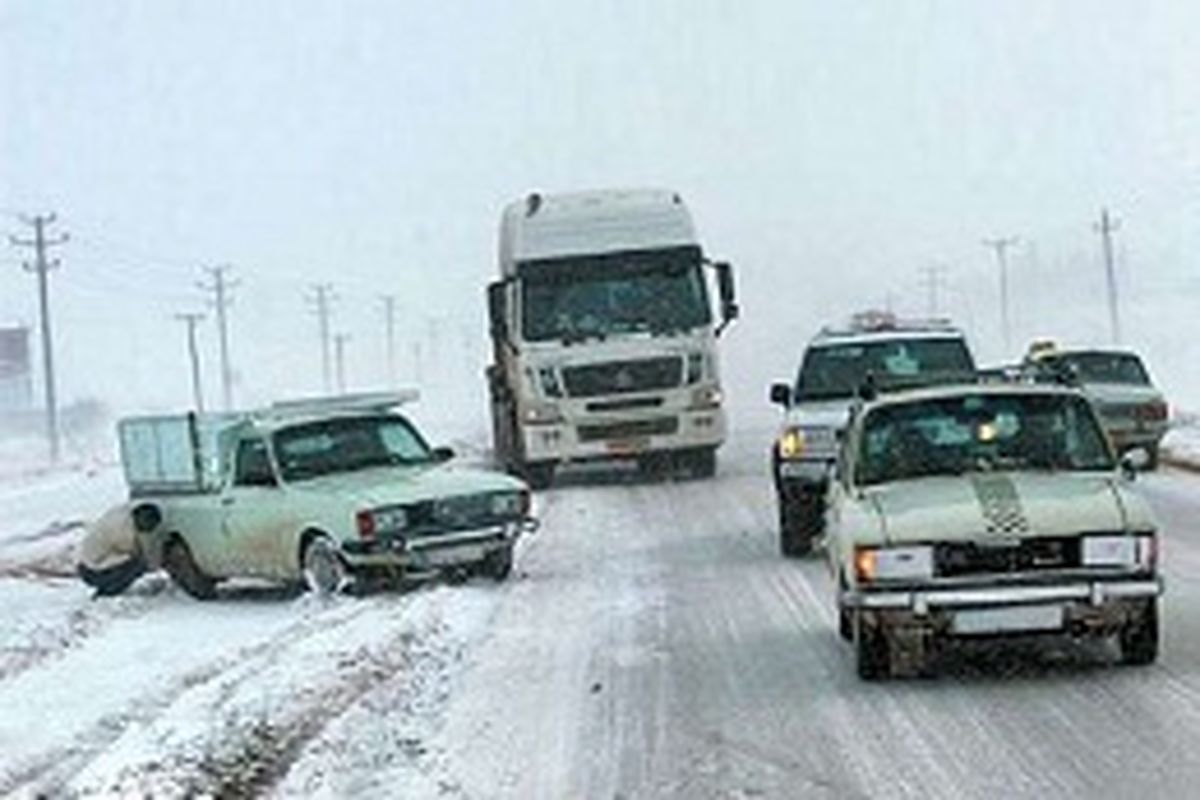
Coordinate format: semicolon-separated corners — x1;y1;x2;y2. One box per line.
795;338;975;401
518;246;711;342
273;415;433;481
856;392;1114;486
1041;352;1151;385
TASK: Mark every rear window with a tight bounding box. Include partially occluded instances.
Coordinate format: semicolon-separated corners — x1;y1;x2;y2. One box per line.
795;337;975;401
1043;353;1150;386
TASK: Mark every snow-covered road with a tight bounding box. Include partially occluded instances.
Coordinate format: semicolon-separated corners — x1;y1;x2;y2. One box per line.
4;429;1200;797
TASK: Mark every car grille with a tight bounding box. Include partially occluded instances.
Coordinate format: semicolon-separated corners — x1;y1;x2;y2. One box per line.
577;416;679;443
405;493;504;535
935;536;1081;577
562;357;683;397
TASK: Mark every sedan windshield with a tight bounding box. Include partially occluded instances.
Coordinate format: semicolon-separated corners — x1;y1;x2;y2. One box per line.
519;246;711;342
796;337;975;400
273;415;432;481
856;392;1114;486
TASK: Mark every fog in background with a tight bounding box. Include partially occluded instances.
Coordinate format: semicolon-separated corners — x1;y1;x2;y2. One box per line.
2;1;1198;442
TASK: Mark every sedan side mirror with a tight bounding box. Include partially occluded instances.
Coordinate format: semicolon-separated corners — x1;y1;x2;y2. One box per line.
431;446;456;463
770;383;792;408
1120;447;1149;479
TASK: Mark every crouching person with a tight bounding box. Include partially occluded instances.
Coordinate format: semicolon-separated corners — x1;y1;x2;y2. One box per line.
77;502;161;596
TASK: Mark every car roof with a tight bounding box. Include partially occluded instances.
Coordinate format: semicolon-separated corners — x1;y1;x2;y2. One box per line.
1038;347;1145;360
858;380;1084;414
810;327;966;348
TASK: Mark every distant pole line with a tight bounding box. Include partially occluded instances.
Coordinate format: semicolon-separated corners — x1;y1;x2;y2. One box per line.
306;283;336;393
918;264;949;317
982;236;1019;353
1094;209;1122;345
8;213;69;462
199;265;238;410
174;311;206;413
333;332;350;393
381;294;398;387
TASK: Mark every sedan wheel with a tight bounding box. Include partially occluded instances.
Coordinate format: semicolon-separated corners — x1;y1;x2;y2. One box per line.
163;538;217;600
303;536;351;596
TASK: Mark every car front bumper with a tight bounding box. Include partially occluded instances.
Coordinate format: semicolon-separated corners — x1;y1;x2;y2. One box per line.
844;577;1163;612
342;519;538;571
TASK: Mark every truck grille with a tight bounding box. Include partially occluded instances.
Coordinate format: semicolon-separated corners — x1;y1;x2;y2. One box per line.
562;357;683;397
577;416;679;443
935;536;1081;577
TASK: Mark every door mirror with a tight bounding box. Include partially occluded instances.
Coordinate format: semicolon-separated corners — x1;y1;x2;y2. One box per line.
487;281;508;340
1120;447;1150;479
712;262;739;332
234;439;278;487
770;382;792;408
431;446;456;463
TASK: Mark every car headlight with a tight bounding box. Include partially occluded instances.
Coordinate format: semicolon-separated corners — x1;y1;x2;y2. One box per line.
778;427;807;459
372;506;409;532
855;545;934;582
537;367;563;399
524;402;563;425
491;490;531;517
1083;534;1155;569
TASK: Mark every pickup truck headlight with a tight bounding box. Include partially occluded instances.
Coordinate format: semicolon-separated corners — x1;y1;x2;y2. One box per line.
1083;534;1156;569
778;427;807;459
855;545;934;582
491;490;531;517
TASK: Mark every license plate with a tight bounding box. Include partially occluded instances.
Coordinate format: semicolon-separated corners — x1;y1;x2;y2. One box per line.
412;543;488;568
606;437;650;455
951;604;1065;635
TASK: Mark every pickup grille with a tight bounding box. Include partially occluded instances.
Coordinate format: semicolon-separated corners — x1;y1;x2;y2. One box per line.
935;537;1081;578
562;357;683;397
577;416;679;443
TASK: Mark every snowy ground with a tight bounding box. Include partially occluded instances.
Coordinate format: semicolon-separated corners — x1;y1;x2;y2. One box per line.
4;425;1200;797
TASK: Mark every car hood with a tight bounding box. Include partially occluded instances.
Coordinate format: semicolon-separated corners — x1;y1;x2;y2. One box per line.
784;399;854;430
289;464;526;508
856;471;1153;546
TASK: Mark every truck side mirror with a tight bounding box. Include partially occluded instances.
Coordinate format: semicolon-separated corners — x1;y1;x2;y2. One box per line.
713;262;739;330
487;281;508;340
770;383;792;408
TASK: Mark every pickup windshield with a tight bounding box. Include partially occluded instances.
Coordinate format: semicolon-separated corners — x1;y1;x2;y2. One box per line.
273;415;432;481
518;246;711;342
856;392;1114;486
795;337;975;401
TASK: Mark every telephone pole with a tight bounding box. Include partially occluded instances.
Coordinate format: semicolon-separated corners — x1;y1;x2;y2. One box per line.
918;264;949;317
174;312;206;413
306;284;336;392
198;265;237;410
1094;209;1121;344
982;236;1019;352
9;213;68;462
380;294;398;387
333;332;351;393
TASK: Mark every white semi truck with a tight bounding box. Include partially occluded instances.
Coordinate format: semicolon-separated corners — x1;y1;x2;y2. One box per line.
486;189;739;488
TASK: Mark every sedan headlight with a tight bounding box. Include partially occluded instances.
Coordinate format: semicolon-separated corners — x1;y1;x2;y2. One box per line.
372;506;409;532
855;545;934;582
1083;534;1156;569
491;490;532;517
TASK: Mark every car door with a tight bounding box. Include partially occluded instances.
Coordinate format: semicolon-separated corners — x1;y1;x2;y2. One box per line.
220;437;292;578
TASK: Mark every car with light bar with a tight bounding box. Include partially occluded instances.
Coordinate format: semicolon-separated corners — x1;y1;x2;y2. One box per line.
769;311;975;556
828;382;1162;679
1024;344;1169;469
114;392;536;598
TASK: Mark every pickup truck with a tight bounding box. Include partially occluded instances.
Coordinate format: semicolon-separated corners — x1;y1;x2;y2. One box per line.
116;392;536;598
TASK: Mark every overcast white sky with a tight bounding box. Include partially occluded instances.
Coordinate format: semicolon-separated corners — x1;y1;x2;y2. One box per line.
2;1;1199;428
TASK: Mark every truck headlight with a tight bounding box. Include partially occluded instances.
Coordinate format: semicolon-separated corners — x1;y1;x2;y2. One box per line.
491;490;531;517
855;545;934;582
524;402;563;425
1083;534;1154;568
689;386;723;409
537;367;563;399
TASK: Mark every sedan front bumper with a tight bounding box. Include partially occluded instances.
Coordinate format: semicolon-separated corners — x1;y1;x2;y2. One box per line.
845;577;1163;613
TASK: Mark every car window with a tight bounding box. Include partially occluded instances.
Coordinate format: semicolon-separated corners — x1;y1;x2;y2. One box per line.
856;393;1114;486
1049;353;1151;385
796;338;975;400
274;415;433;481
234;439;277;487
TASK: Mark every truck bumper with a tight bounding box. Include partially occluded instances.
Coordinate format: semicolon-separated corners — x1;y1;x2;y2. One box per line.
521;407;725;463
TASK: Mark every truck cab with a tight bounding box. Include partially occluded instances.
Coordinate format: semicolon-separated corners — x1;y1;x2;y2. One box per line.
487;189;738;488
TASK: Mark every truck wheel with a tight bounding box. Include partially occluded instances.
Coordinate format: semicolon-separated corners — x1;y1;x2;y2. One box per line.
854;612;890;681
480;544;514;582
523;462;555;490
779;491;822;557
163;537;217;600
302;535;351;596
1119;599;1159;666
682;448;717;479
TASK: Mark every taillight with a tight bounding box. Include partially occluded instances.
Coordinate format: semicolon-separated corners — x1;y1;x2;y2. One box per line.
355;510;377;540
1136;401;1168;422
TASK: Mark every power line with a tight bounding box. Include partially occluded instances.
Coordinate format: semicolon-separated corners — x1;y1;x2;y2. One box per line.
305;283;336;393
174;311;206;413
8;213;69;462
1094;209;1121;345
380;294;398;387
918;264;949;317
333;332;351;393
982;236;1019;352
198;265;238;411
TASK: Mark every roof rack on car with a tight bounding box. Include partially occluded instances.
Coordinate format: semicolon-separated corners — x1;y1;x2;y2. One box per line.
818;310;958;338
259;390;421;420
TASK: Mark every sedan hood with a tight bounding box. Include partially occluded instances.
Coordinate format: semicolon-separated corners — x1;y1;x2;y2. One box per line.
859;471;1150;546
291;464;526;508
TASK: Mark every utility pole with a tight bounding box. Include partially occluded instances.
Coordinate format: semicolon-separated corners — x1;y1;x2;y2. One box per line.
174;312;206;413
9;213;68;462
380;294;398;387
918;264;949;317
198;265;237;410
306;283;336;392
982;236;1019;352
1094;209;1121;344
333;332;350;393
